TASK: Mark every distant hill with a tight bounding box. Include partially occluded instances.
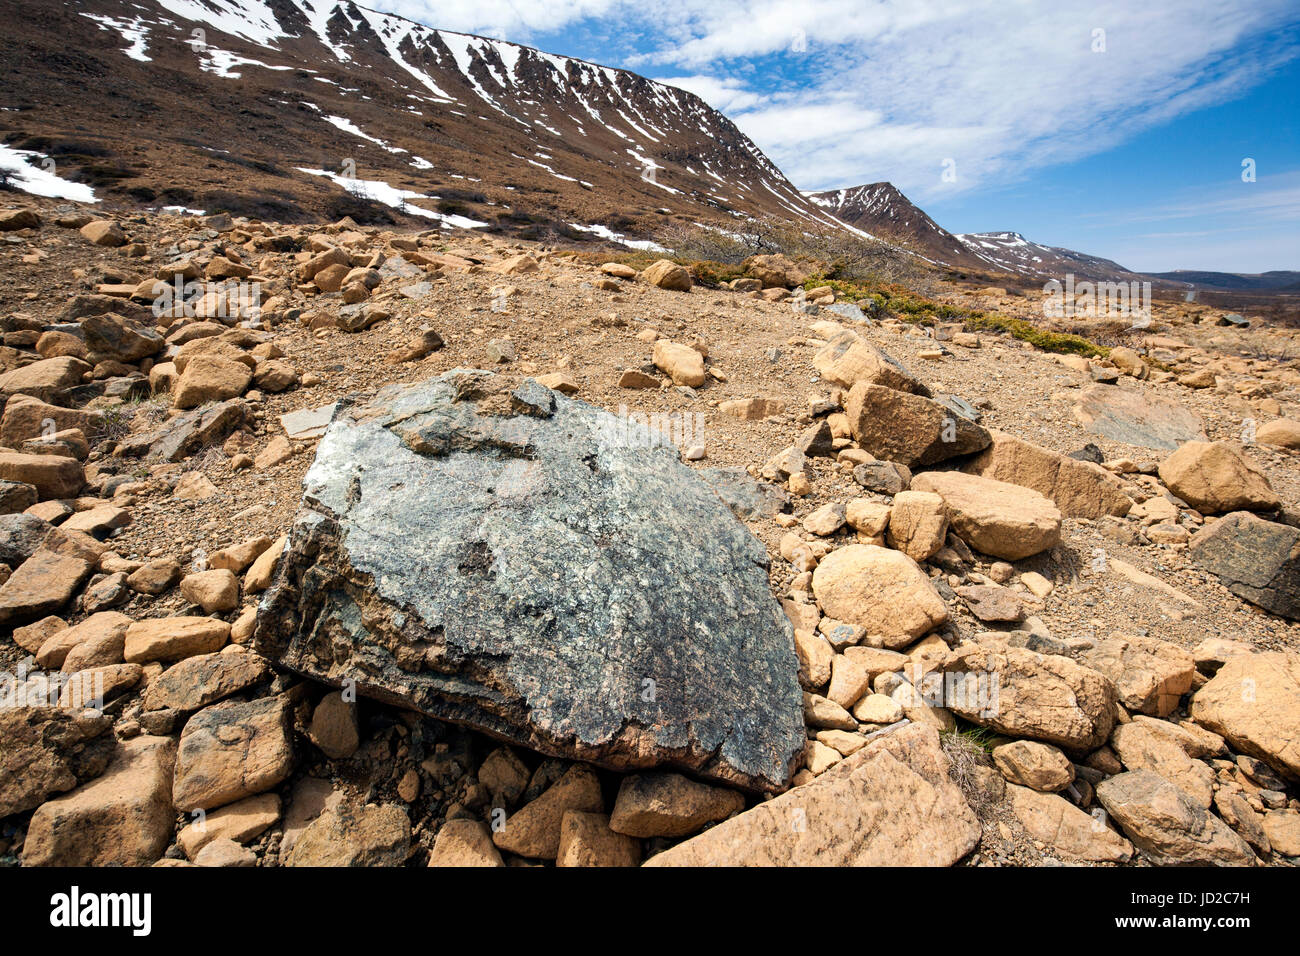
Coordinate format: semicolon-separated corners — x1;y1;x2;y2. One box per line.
1144;270;1300;291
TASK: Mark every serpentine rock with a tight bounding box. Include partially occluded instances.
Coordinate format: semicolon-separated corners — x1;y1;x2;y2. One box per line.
254;370;805;791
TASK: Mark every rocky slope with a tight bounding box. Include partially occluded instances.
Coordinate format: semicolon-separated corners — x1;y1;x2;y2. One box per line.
0;0;850;243
0;195;1298;867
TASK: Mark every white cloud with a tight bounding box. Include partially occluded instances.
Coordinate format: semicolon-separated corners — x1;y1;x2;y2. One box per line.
637;0;1299;199
653;75;765;113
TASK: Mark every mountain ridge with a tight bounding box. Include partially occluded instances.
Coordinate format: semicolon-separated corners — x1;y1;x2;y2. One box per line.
0;0;852;240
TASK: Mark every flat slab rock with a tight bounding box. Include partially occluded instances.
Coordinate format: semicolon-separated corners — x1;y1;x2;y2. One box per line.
1189;511;1300;621
1071;384;1206;450
646;723;979;866
254;371;805;791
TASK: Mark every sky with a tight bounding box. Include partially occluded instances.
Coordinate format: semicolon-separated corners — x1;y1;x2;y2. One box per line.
366;0;1299;273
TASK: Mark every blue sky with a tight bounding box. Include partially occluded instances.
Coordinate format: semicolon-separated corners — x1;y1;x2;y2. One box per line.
374;0;1298;273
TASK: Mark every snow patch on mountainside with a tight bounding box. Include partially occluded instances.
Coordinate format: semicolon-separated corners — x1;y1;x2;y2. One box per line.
296;167;488;229
0;145;99;202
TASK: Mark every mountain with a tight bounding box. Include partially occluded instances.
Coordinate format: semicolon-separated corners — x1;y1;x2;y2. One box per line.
807;183;1152;283
805;183;986;270
953;231;1149;284
0;0;850;241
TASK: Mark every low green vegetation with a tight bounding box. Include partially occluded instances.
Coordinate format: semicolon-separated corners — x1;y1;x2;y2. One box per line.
804;276;1110;358
563;226;1110;359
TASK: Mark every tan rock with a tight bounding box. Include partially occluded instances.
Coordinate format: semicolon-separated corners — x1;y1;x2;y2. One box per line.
0;452;84;500
254;435;293;470
536;372;579;395
489;253;539;275
124;616;229;664
308;691;360;759
827;652;874;709
719;396;786;420
1191;651;1300;781
651;340;706;386
80;220;127;247
1256;418;1300;450
556;811;641;867
802;501;846;536
11;614;67;654
1214;789;1270;855
0;396;103;448
844;383;990;468
34;611;131;671
843;644;909;680
287;802;410;866
811;544;948;649
0;706;113;817
1263;810;1300;857
173;356;252;410
0;356;91;403
641;259;692;291
1157;441;1280;513
992;740;1075;792
912;471;1062;560
1020;571;1053;598
58;619;134;677
805;738;842;775
609;772;744;838
813;331;928;393
645;724;978;866
852;692;904;724
804;691;857;730
1081;634;1195;717
1008;784;1133;862
617;368;661;389
177;792;281;859
209;536;273;573
142;650;270;713
180;568;239;613
243;534;286;593
173;472;219;500
173;695;296;812
492;763;603;859
845;498;890;536
428;818;505;866
887;490;948;561
1109;346;1148;378
1096;769;1255;865
1110;721;1215;808
961;431;1131;518
193;837;257;867
792;628;833;689
1129;715;1226;759
941;639;1117;751
0;540;94;627
22;736;176;866
1192;637;1253;675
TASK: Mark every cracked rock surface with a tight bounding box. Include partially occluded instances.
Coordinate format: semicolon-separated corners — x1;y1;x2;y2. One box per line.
254;370;805;791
